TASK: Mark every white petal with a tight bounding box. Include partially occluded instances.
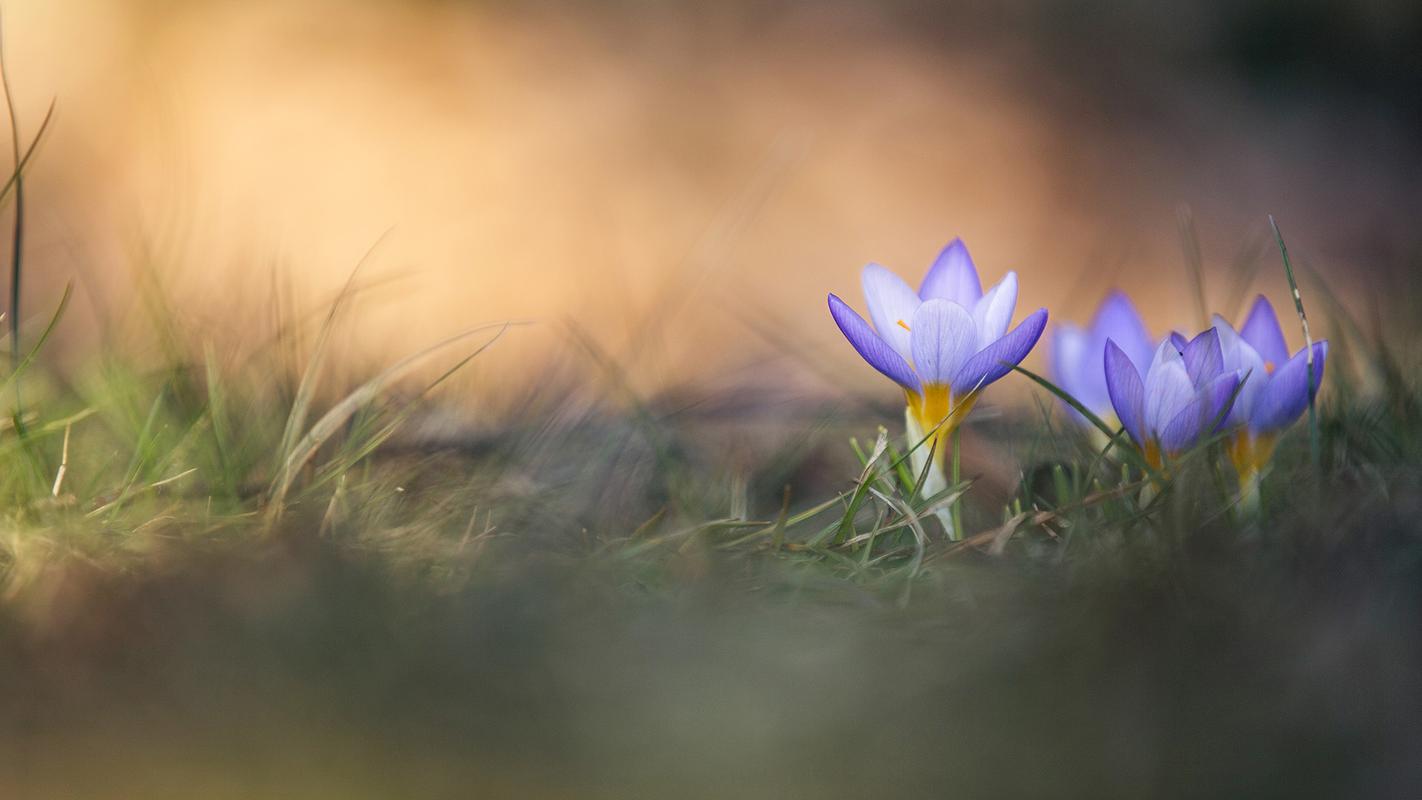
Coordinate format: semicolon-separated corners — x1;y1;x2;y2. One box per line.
861;263;922;361
1144;358;1195;435
972;272;1018;349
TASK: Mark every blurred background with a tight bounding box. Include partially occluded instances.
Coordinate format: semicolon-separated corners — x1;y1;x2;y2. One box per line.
4;5;1422;798
2;0;1420;406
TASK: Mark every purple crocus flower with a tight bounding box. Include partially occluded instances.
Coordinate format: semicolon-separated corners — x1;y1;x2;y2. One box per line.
1104;328;1241;467
1211;295;1328;480
827;239;1048;485
1051;291;1156;425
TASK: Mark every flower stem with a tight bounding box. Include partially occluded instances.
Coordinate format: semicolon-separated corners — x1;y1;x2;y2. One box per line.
950;428;963;541
1237;469;1262;521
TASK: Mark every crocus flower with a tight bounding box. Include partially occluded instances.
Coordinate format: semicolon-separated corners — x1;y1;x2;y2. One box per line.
1210;295;1327;481
828;239;1048;496
1104;328;1241;467
1051;291;1156;426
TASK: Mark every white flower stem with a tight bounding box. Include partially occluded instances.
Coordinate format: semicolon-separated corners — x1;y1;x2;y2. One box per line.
1237;469;1262;520
950;429;963;541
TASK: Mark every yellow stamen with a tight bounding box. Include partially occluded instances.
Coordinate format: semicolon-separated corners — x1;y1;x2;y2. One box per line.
905;384;977;469
1225;429;1278;486
1142;441;1163;470
896;320;912;332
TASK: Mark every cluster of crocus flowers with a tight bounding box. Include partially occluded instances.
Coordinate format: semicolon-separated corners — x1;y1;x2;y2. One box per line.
827;239;1048;504
830;240;1328;531
1061;292;1326;483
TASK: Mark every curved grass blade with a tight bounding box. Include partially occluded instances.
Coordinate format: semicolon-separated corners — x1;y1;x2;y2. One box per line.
1010;362;1155;476
1268;215;1320;469
265;321;514;521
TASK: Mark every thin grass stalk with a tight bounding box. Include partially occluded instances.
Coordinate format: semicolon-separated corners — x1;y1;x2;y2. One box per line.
1177;205;1209;331
0;13;22;416
1269;215;1319;469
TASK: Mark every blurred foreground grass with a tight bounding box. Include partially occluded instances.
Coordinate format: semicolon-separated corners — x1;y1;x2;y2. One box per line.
0;248;1420;798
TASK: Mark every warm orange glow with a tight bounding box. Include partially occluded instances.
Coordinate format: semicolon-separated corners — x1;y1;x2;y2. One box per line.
0;0;1387;406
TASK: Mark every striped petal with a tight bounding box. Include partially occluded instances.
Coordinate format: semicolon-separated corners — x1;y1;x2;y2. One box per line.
953;308;1048;392
910;299;978;386
861;263;922;361
1158;371;1240;453
1181;328;1224;386
1104;339;1147;446
918;239;983;307
828;294;921;392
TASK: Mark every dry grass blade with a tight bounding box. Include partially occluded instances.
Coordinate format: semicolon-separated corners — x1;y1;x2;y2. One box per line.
1177;205;1209;330
0;282;71;397
265;321;512;521
276;230;393;467
933;479;1147;560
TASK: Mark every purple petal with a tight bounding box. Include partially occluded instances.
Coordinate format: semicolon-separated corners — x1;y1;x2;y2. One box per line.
1051;324;1097;412
861;263;921;361
1104;339;1147;446
918;239;983;307
952;308;1048;392
1051;324;1087;389
1181;328;1224;385
1158;371;1240;453
1091;291;1154;372
828;294;921;392
1240;295;1290;367
1249;341;1328;434
910;299;978;386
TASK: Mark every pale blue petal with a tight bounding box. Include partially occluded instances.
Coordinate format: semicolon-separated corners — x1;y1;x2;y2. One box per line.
1144;345;1194;434
1249;341;1328;434
953;308;1048;392
918;239;983;307
828;294;921;392
1052;324;1101;414
1212;316;1266;427
910;299;978;386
